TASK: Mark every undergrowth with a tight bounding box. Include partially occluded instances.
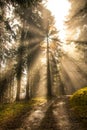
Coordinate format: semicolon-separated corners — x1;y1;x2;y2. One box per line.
70;87;87;122
0;97;47;126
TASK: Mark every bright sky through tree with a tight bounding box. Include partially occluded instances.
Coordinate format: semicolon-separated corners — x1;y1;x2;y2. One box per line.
46;0;71;41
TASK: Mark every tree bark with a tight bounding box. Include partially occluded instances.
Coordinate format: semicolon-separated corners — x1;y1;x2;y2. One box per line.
47;35;52;98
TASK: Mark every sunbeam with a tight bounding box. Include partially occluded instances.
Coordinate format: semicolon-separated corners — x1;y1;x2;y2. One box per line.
62;42;76;54
46;0;71;41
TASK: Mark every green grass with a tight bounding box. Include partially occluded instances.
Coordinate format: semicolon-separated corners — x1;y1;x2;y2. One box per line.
70;87;87;120
0;97;47;125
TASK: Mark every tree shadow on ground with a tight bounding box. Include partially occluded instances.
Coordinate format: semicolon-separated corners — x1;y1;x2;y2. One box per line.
36;104;60;130
0;100;41;130
1;106;32;130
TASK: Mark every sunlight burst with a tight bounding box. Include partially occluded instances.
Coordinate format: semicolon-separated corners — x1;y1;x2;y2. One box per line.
40;57;47;64
62;42;76;54
46;0;71;41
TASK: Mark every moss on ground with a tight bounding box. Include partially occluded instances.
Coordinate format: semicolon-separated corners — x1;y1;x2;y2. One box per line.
70;87;87;121
0;97;47;126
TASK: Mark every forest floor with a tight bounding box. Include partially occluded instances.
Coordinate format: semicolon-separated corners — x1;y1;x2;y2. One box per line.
0;95;87;130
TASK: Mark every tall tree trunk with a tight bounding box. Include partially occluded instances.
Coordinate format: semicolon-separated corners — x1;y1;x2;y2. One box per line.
47;35;52;98
16;76;21;101
16;45;23;101
25;67;30;100
16;29;25;101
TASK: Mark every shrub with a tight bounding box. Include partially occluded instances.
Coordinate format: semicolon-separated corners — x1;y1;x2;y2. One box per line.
70;87;87;120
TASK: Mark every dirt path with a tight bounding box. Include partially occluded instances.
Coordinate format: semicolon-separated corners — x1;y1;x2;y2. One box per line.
1;96;87;130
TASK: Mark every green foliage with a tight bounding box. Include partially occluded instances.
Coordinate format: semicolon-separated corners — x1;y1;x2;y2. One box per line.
0;98;46;125
70;87;87;120
1;0;42;7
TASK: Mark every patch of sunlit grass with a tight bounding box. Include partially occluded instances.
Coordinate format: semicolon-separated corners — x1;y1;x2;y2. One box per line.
0;98;47;126
32;97;47;102
70;87;87;122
